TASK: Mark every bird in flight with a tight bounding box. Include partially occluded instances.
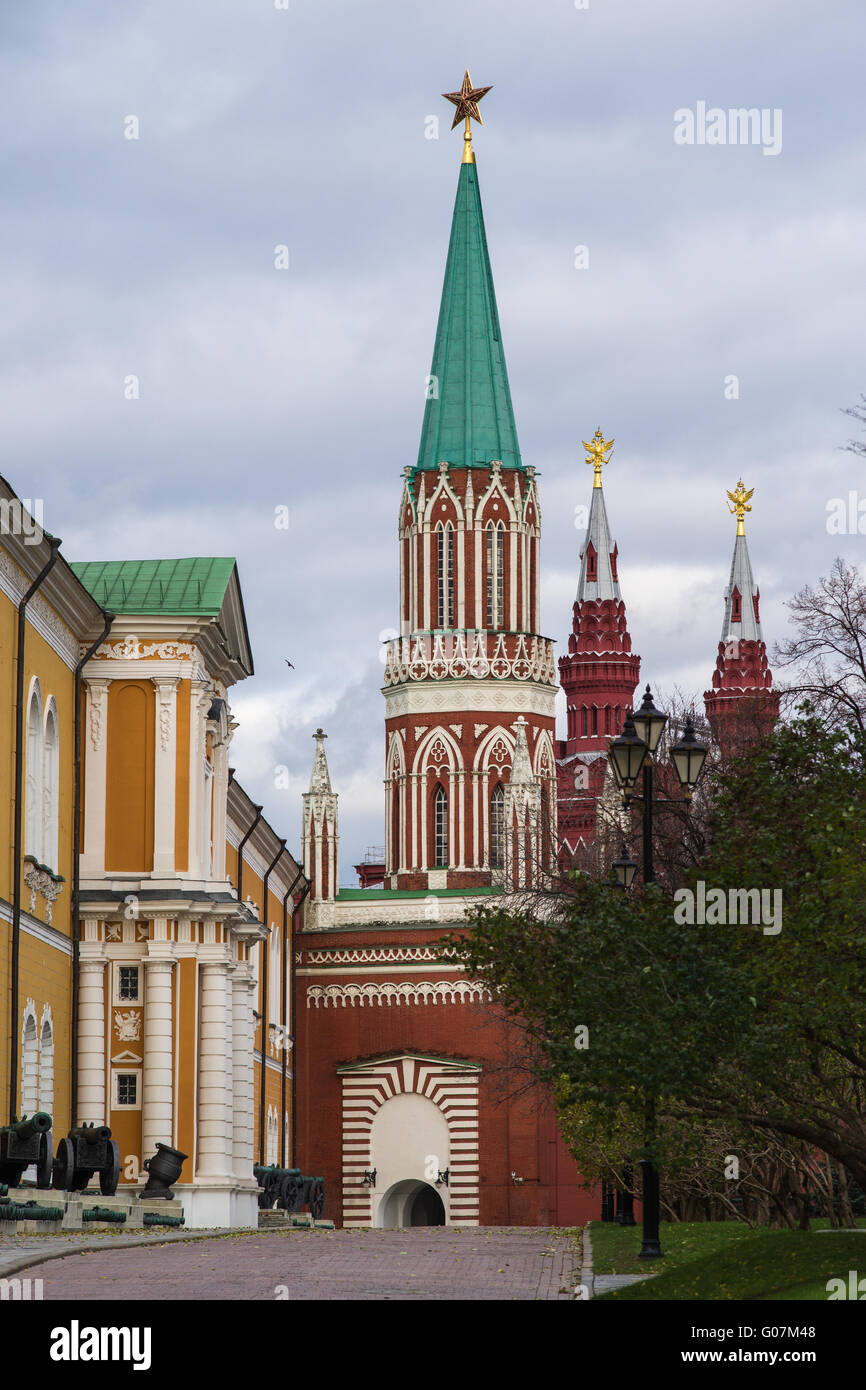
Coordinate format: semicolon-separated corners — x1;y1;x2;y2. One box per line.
285;659;295;669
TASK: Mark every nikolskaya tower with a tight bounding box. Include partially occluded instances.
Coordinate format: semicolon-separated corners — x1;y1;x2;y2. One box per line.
379;73;558;892
296;75;587;1230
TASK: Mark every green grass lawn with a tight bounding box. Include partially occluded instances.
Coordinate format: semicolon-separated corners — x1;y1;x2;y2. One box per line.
592;1225;866;1301
589;1219;753;1276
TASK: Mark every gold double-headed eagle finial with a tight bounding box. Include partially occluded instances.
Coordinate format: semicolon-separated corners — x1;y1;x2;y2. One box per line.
442;69;492;165
582;427;614;489
727;479;754;536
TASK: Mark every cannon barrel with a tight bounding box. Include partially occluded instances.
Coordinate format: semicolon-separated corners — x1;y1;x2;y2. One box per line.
9;1113;52;1141
69;1124;111;1145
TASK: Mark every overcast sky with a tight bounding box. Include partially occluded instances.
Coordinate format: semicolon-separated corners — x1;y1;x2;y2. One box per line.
3;1;865;880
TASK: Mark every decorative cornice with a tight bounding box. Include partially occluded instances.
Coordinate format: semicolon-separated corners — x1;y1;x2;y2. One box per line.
0;549;79;669
307;978;492;1008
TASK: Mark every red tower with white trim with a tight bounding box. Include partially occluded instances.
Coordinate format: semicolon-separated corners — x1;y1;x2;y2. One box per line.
295;85;589;1230
704;480;779;754
556;431;640;860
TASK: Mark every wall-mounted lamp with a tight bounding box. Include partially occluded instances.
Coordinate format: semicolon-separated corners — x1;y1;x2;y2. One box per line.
435;1169;449;1187
362;1169;377;1188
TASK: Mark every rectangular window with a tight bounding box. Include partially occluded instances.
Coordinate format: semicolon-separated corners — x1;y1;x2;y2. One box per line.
111;1068;142;1110
117;1074;137;1106
118;965;140;1002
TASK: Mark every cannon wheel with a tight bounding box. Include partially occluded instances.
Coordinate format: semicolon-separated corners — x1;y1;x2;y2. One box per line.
52;1137;75;1191
99;1141;120;1196
36;1130;53;1189
310;1182;325;1220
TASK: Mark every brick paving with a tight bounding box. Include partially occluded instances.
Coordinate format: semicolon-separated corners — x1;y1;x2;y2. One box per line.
10;1225;580;1301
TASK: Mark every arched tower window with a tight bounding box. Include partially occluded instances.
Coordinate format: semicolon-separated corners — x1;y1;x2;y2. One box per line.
437;523;454;628
390;779;401;873
489;783;505;868
25;683;43;860
434;784;448;867
485;522;505;629
43;701;59;871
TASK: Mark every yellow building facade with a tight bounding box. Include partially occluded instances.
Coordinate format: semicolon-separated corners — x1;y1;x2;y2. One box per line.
1;481;304;1228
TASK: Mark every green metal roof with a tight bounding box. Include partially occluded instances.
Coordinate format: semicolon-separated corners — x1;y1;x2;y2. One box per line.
415;159;522;473
69;558;237;615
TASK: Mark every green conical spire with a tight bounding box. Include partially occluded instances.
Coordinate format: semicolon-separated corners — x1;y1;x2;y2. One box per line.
416;159;523;472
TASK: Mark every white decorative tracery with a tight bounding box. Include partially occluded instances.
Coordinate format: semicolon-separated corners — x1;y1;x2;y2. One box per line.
307;979;493;1008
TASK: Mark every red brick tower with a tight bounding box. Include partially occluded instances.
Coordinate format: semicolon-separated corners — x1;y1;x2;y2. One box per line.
704;480;779;754
556;431;640;860
295;80;590;1230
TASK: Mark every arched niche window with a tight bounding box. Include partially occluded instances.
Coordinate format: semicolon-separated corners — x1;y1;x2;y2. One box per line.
269;926;280;1026
485;522;505;629
43;701;59;871
731;586;742;624
25;682;43;861
433;783;449;868
489;783;505;868
21;1012;38;1115
436;523;454;628
38;1017;54;1113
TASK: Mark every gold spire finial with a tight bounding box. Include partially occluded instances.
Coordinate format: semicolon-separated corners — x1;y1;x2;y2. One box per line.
726;479;754;536
582;427;614;489
442;69;492;165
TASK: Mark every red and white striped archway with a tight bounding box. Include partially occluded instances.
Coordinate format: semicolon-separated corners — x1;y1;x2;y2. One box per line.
338;1053;482;1228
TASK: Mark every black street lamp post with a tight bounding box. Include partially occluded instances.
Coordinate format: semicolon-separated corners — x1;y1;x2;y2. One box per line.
607;685;708;1260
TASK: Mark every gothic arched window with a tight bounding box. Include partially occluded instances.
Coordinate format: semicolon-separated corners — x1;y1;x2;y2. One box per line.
434;784;448;867
437;523;454;628
490;783;505;868
485;522;505;629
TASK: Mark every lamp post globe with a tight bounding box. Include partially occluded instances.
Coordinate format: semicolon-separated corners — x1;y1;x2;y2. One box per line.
608;714;649;791
631;684;667;755
669;715;709;792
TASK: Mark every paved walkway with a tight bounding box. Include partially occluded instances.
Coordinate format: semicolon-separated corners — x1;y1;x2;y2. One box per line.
8;1226;580;1301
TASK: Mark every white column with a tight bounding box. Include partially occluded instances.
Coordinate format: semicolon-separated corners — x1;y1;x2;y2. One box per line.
77;957;106;1124
151;678;179;875
81;680;110;875
230;963;256;1179
141;955;175;1159
195;961;232;1178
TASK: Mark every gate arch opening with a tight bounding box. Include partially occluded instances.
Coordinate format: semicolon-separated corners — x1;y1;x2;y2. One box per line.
377;1179;446;1228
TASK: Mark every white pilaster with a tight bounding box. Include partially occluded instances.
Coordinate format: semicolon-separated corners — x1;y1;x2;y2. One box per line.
77;957;107;1125
81;679;111;875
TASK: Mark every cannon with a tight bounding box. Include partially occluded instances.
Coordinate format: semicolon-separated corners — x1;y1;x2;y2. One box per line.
82;1206;127;1224
253;1165;325;1219
0;1197;63;1221
53;1123;120;1195
0;1113;53;1188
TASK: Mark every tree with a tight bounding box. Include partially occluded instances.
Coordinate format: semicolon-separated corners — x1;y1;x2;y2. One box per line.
446;715;866;1194
774;558;866;733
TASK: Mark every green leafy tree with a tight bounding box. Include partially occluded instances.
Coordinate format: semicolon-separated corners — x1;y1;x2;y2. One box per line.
445;715;866;1191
